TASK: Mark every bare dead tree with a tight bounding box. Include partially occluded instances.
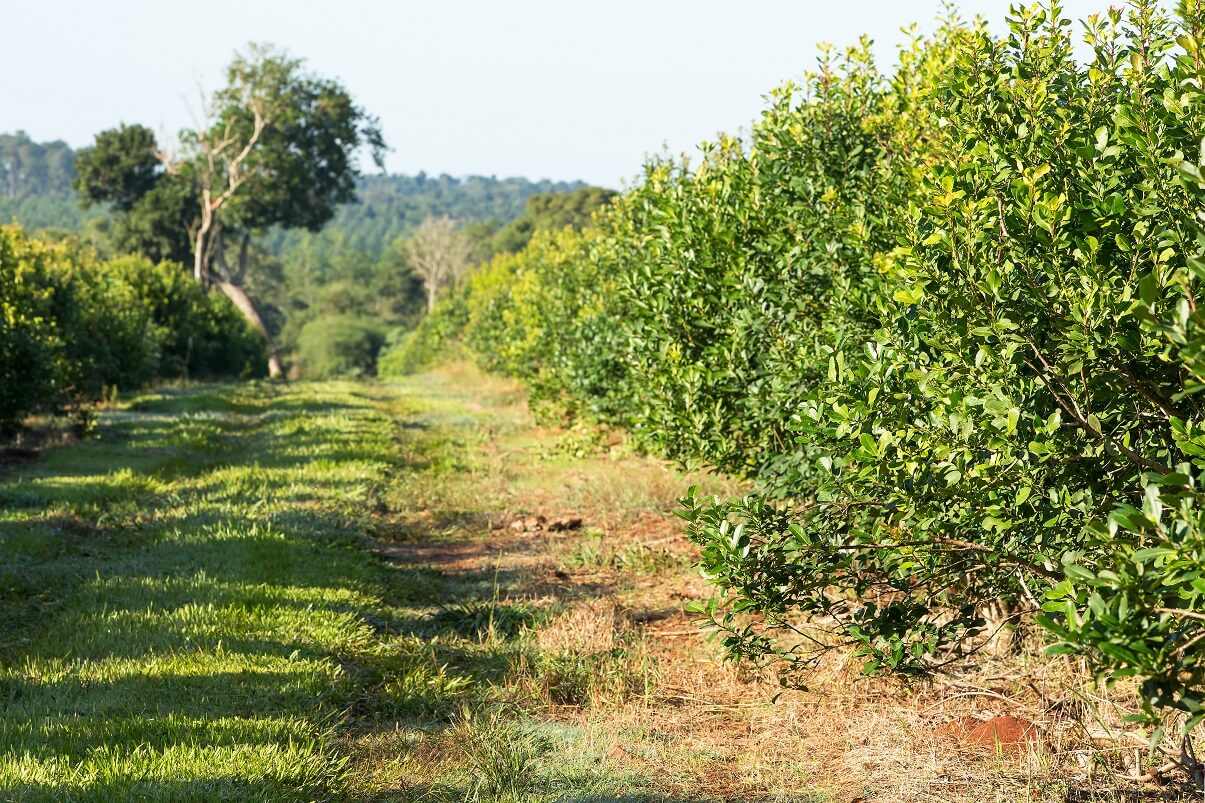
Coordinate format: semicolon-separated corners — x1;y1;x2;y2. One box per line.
405;216;474;313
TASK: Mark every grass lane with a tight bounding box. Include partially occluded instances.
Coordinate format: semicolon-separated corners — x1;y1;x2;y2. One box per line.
3;369;1177;802
0;381;445;801
1;370;808;802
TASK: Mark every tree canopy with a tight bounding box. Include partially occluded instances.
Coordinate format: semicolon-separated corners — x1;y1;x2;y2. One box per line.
490;186;616;254
73;124;194;264
71;45;387;377
214;46;386;235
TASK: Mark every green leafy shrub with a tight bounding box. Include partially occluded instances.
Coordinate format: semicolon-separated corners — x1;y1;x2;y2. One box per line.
406;1;1205;734
0;226;65;436
680;0;1205;732
377;292;468;376
296;315;385;378
0;228;161;424
0;224;267;436
461;227;630;423
99;257;267;380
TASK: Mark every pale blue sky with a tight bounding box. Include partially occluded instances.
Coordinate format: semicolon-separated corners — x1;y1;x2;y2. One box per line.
4;1;1110;186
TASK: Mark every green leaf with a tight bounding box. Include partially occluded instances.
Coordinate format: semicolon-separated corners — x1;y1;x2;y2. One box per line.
1064;564;1098;583
1139;272;1159;305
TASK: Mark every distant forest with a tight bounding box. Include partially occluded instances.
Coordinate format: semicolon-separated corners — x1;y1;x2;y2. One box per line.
0;131;588;257
0;133;106;230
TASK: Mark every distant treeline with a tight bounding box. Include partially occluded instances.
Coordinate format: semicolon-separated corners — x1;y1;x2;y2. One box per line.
0;133;104;231
0;131;588;258
261;173;589;260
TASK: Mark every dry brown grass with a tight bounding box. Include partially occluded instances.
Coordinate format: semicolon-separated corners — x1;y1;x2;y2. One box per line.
361;365;1204;802
535;600;620;655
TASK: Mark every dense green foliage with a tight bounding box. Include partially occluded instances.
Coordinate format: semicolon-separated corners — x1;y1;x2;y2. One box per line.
489;186;617;255
214;46;388;237
296;315;386;378
0;224;264;436
406;1;1205;732
74;124;195;265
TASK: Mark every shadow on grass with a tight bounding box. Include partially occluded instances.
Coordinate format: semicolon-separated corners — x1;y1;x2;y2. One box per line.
0;383;493;798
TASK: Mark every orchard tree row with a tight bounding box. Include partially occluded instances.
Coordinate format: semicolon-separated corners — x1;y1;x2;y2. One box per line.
0;226;265;435
394;0;1205;738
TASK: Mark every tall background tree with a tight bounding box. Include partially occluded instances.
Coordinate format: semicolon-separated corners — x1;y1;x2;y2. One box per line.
74;44;385;378
73;124;195;265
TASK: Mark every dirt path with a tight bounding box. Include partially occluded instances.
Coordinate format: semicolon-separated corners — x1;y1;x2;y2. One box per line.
343;368;833;800
347;366;1158;802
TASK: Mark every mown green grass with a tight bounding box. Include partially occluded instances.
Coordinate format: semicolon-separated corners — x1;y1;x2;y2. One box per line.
1;371;796;802
0;381;464;802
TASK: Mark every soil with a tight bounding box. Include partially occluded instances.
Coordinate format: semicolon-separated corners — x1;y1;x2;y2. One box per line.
937;715;1043;752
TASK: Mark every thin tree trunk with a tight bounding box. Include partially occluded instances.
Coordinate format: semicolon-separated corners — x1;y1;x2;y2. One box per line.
212;234;283;379
216;278;285;379
194;231;207;284
234;231;251;283
194;191;213;284
427;282;437;314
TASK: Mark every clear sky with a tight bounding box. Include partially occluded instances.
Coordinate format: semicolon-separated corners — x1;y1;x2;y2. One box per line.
4;0;1110;187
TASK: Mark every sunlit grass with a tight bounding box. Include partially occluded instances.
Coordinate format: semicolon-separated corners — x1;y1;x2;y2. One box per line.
0;381;417;801
2;367;766;801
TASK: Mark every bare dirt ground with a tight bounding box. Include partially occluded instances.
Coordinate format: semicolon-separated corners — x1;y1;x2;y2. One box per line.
350;366;1203;802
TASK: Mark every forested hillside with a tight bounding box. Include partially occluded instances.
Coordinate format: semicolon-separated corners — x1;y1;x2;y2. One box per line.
261;173;588;259
0;132;104;230
0;130;586;256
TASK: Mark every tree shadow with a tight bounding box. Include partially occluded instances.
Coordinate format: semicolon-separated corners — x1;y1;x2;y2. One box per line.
0;383;467;797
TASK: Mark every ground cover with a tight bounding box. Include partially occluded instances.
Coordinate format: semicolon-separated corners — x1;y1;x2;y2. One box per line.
1;366;1196;801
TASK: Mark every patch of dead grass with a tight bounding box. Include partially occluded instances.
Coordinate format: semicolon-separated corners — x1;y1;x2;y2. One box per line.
364;369;1204;802
536;600;619;655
